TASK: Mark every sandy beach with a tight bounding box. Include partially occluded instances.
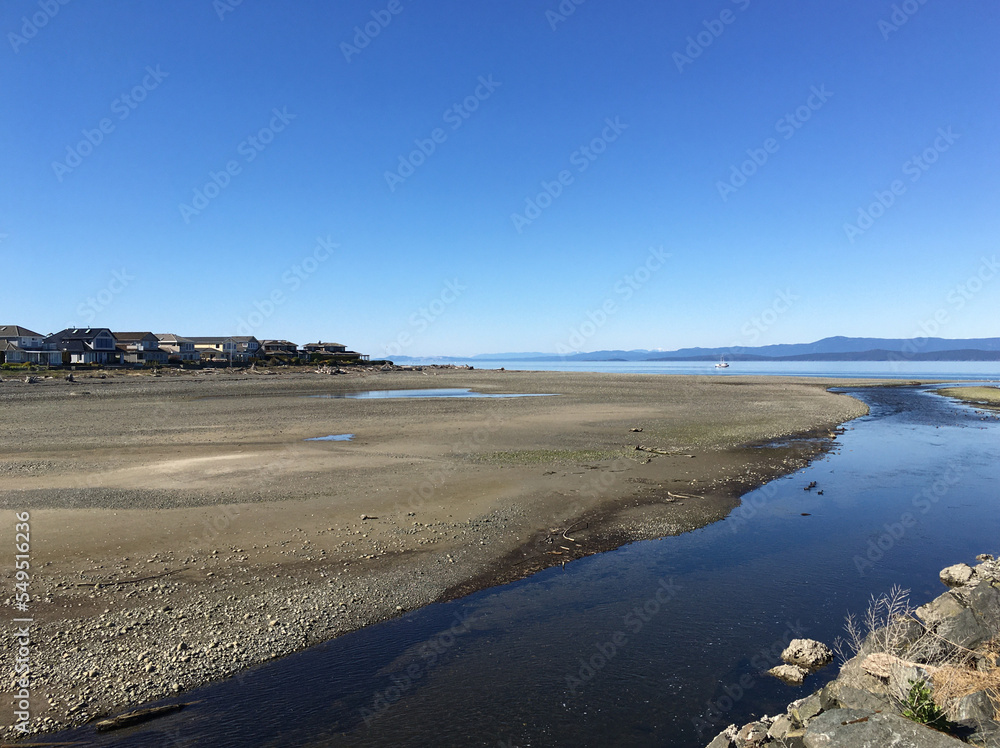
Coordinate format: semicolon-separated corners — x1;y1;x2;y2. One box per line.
0;367;874;737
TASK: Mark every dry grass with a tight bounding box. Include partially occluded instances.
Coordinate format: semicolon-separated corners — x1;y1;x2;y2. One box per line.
834;585;916;661
932;640;1000;720
835;587;1000;723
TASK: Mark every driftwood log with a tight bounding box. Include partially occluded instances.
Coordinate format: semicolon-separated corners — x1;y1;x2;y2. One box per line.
634;445;695;458
94;703;188;732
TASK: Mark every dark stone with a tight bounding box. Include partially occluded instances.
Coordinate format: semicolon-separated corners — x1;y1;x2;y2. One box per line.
936;607;990;650
803;708;968;747
968;583;1000;637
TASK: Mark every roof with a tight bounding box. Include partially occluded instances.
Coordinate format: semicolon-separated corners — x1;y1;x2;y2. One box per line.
46;328;116;343
187;336;260;345
304;341;346;347
155;333;193;343
0;325;43;338
114;332;158;343
0;340;20;350
261;340;297;346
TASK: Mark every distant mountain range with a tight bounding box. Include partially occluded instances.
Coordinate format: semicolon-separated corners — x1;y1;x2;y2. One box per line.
392;336;1000;362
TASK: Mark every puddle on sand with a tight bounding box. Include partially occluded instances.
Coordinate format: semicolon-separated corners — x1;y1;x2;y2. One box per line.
308;388;557;400
304;434;354;442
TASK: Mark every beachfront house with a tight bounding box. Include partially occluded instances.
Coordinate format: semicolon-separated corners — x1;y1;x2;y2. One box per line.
301;341;369;362
302;341;347;354
260;340;304;360
0;325;63;365
114;332;169;365
188;336;261;363
45;328;123;365
155;333;201;362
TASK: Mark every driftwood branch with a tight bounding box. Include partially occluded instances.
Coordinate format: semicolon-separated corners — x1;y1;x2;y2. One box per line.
635;445;695;458
77;568;187;588
667;491;701;501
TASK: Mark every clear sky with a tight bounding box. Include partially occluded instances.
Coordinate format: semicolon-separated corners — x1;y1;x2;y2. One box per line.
2;1;998;357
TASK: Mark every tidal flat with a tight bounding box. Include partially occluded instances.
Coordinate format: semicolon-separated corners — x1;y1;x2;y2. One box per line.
0;367;873;737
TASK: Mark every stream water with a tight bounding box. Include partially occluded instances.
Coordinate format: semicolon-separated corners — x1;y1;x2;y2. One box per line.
55;385;1000;747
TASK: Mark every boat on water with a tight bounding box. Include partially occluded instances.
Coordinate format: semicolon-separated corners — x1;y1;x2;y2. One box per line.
715;355;729;368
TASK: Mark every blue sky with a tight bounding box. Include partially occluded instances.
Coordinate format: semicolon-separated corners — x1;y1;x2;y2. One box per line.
2;1;998;357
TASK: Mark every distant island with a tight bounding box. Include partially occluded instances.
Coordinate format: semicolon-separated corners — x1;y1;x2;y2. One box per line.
392;336;1000;363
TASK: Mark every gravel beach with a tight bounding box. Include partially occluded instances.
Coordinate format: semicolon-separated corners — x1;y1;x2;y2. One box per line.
0;367;874;738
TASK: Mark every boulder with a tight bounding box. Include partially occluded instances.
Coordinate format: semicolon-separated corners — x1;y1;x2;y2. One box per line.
769;664;809;686
936;607;991;650
968;583;1000;637
735;721;769;747
706;725;737;748
822;679;894;713
803;708;968;747
946;689;996;723
788;692;824;727
917;591;966;624
888;661;938;702
957;719;1000;748
860;652;898;679
782;639;834;670
941;563;976;587
767;713;794;739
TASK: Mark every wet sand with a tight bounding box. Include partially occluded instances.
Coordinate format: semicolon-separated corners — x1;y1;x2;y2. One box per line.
0;367;874;737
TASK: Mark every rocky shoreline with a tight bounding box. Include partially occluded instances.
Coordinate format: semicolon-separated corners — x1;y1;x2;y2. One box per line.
707;555;1000;748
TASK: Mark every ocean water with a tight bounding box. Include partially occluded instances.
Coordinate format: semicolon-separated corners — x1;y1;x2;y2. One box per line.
404;359;1000;381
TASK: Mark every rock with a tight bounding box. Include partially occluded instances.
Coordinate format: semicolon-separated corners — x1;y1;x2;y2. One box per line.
769;664;809;686
821;679;894;713
968;584;1000;637
735;721;769;747
937;607;990;650
767;713;794;739
957;719;1000;748
860;652;897;679
887;661;938;702
917;591;966;624
782;639;834;670
788;692;824;727
940;563;976;587
946;689;996;722
803;708;968;747
706;725;738;748
976;554;995;562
